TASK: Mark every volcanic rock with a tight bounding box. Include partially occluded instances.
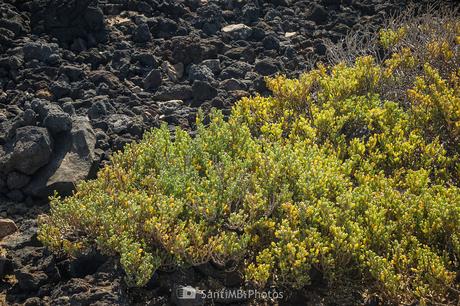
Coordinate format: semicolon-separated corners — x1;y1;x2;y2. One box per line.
0;0;457;304
188;64;215;83
162;61;184;82
201;59;221;74
192;80;217;104
29;0;107;45
134;23;152;43
16;269;48;292
30;99;72;134
1;126;53;175
309;4;328;24
23;42;60;65
0;218;17;239
6;189;24;202
220;78;247;91
154;84;193;101
6;171;30;190
24;116;97;197
221;24;253;40
262;35;280;50
143;69;162;91
255;59;279;76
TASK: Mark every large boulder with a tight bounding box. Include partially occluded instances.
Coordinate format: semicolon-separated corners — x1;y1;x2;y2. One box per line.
0;126;53;175
24;116;97;197
31;99;72;134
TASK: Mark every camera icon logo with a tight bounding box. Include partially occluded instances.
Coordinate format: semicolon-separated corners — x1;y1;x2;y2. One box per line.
176;285;197;299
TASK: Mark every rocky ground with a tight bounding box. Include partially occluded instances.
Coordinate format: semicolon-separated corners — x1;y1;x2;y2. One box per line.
0;0;457;305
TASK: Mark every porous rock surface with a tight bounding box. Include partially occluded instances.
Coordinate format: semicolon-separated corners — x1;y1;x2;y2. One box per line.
0;0;457;304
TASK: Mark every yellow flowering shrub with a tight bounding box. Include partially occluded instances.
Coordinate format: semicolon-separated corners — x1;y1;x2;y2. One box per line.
39;15;460;305
379;27;407;49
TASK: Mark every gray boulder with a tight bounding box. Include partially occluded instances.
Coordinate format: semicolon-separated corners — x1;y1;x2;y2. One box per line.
31;99;72;133
24;116;97;197
1;126;53;175
43;109;72;134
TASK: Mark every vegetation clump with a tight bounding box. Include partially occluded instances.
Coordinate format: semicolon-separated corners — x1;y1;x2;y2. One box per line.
39;12;460;305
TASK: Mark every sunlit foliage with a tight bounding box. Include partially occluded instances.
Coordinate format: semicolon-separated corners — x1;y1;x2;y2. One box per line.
39;17;460;305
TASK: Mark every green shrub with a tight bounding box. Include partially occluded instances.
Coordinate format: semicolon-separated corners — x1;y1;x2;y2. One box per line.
39;15;460;305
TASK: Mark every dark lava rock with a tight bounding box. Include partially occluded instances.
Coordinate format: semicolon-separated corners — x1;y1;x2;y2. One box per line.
16;269;48;292
29;0;107;45
255;59;279;76
6;171;30;190
23;42;60;64
154;84;193;101
220;62;252;79
243;5;260;24
31;99;72;134
61;102;76;116
6;189;24;202
1;126;53;175
60;65;85;82
192;80;218;105
143;68;162;91
69;251;108;278
201;59;221;74
171;36;221;65
187;64;215;83
0;3;30;36
314;39;327;56
134;23;152;43
196;3;224;35
309;4;328;24
149;16;178;38
220;78;247;91
133;52;158;68
262;35;280;50
49;81;71;100
87;97;115;120
43;108;72;134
